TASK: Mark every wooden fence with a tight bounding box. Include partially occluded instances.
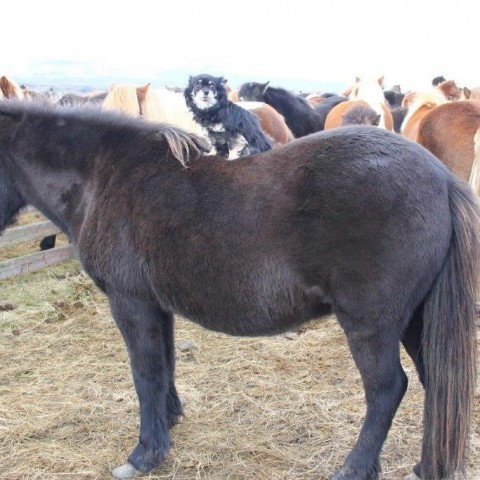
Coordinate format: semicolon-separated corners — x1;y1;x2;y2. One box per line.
0;217;74;281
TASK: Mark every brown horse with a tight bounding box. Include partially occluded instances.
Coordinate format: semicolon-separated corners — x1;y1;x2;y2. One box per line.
0;100;479;480
236;101;294;144
324;100;382;129
329;77;394;130
415;101;480;193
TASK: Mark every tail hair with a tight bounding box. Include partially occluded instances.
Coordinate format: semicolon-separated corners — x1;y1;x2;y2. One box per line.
421;177;480;478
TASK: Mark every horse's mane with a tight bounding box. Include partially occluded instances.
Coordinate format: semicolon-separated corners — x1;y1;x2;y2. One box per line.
0;100;207;167
102;84;140;117
103;83;203;136
401;89;449;132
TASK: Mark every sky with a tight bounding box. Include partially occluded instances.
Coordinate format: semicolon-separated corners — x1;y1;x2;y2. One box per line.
4;0;477;93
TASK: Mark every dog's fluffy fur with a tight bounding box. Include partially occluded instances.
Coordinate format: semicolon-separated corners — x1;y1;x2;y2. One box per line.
184;74;272;159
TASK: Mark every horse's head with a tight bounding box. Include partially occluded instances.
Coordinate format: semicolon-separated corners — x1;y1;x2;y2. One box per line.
436;80;462;101
348;76;385;102
237;81;270;102
0;104;28;230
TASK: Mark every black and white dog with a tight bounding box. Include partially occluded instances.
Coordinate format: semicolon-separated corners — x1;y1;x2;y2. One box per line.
184;74;272;160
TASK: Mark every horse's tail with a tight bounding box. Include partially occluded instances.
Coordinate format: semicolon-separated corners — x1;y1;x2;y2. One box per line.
468;127;480;195
421;176;480;479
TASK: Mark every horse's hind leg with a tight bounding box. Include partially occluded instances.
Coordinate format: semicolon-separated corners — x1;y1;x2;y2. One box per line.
107;290;178;478
401;306;425;479
401;305;425;386
332;312;408;480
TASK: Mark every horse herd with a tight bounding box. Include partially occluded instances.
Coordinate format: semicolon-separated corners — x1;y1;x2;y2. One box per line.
1;72;480;480
2;73;479;194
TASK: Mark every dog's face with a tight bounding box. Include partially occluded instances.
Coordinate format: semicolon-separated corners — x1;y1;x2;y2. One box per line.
185;74;228;111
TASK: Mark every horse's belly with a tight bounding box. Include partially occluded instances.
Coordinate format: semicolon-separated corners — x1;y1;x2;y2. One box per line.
173;279;329;337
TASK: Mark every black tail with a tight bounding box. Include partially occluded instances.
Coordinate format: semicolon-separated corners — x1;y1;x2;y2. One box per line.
421;177;480;478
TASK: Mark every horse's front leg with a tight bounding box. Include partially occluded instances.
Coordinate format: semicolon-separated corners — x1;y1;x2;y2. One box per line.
331;313;408;480
106;290;180;479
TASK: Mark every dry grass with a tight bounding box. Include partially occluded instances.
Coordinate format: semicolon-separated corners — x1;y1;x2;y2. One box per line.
1;257;479;479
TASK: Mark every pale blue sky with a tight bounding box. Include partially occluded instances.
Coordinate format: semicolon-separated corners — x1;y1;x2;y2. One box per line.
5;0;477;92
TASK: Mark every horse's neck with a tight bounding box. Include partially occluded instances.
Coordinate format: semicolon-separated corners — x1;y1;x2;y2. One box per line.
402;105;432;140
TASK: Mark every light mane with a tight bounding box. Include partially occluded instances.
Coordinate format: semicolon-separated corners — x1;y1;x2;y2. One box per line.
401;89;448;134
102;84;140;117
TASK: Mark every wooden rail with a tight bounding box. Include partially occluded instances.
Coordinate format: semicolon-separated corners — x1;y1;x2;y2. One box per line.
0;217;74;280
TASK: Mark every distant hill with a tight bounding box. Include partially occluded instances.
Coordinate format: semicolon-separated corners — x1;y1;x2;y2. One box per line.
13;60;346;95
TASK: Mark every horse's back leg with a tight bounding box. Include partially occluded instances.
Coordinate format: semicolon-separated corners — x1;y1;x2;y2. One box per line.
107;290;180;478
401;306;425;479
332;311;408;480
401;305;425;386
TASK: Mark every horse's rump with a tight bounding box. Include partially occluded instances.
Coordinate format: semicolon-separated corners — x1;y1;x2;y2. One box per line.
416;101;480;186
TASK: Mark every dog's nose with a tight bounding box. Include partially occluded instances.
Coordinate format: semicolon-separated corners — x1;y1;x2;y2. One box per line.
203;90;210;96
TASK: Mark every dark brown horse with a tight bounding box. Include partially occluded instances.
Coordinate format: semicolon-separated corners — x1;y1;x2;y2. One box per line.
0;101;478;480
237;81;325;137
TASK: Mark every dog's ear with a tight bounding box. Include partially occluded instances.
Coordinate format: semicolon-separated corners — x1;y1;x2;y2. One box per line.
220;77;228;85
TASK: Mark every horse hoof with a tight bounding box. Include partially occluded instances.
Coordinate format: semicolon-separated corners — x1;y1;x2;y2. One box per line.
403;473;420;480
112;463;142;479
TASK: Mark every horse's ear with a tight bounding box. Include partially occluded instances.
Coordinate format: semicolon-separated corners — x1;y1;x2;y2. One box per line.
137;83;151;101
138;83;151;93
261;81;270;94
378;76;385;88
355;76;361;84
463;87;471;99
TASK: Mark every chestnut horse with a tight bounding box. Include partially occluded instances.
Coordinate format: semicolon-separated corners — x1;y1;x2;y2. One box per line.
327;77;394;130
415;101;480;194
0;100;479;480
236;101;294;144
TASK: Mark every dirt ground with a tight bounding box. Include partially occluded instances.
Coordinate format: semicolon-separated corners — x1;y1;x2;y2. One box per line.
1;256;479;480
